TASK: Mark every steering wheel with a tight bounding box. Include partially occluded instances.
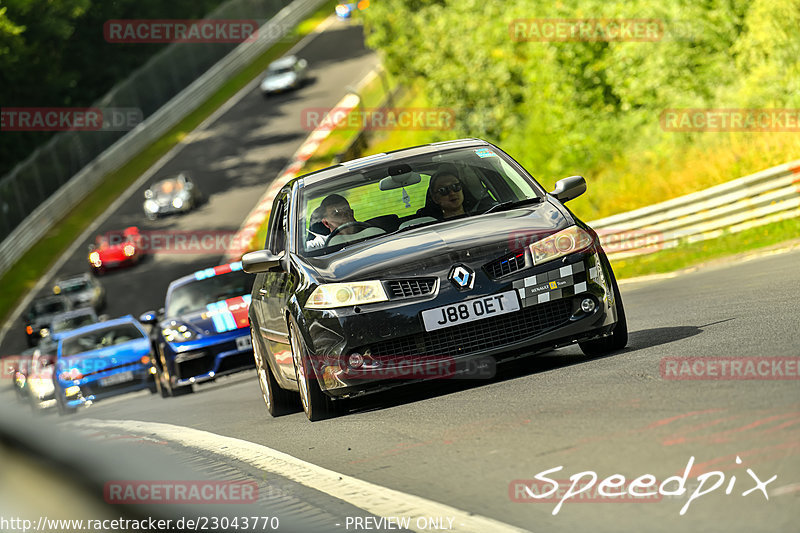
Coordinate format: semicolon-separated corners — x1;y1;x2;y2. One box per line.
325;221;373;246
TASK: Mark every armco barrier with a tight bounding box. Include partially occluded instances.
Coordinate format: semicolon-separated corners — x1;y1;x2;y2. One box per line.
589;160;800;260
0;0;327;279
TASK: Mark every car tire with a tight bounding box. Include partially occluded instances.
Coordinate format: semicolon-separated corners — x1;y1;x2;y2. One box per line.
253;330;297;417
55;389;77;416
289;320;341;421
579;260;628;357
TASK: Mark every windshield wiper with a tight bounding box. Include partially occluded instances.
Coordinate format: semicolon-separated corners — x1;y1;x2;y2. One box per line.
482;196;544;215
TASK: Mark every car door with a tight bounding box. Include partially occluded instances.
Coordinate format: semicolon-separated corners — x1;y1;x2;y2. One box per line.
253;190;295;381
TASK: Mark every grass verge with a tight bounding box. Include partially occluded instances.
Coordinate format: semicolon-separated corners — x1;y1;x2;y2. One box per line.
611;217;800;279
0;0;338;328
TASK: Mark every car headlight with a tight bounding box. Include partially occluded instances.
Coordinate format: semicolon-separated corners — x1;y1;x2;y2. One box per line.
306;281;388;309
123;243;136;257
89;251;101;267
39;328;50;338
65;385;81;397
144;199;159;213
529;226;594;265
162;324;196;343
172;197;184;209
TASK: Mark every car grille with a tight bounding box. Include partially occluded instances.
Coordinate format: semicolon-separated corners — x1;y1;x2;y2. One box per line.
385;279;437;299
175;351;213;380
484;251;526;279
364;299;573;359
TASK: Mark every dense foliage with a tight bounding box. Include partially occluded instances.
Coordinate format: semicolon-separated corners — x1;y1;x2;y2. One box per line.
0;0;228;175
361;0;800;182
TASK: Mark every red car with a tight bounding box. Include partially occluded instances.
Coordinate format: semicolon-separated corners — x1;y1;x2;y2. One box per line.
88;226;143;274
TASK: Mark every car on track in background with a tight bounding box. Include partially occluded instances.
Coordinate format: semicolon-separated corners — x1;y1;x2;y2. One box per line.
243;138;628;421
260;55;309;95
143;172;204;220
23;294;72;347
87;226;143;274
52;273;106;311
335;0;369;19
53;316;157;415
139;262;254;397
14;307;101;409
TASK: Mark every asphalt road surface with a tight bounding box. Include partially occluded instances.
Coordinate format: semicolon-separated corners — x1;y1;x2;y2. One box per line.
2;17;799;533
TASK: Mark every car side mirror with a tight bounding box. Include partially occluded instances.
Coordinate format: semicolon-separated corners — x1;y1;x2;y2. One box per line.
550;176;586;203
242;250;284;274
139;311;158;324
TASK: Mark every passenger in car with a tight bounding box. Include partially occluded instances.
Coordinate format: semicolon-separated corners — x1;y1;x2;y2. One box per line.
419;164;478;220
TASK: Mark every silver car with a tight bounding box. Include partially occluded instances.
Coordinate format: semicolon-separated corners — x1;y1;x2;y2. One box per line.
143;172;203;220
53;273;105;311
260;55;309;95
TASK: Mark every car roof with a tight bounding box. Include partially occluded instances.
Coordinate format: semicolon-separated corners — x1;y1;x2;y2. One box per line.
54;273;91;283
168;261;245;290
51;307;97;320
57;315;139;341
296;138;490;188
268;55;298;69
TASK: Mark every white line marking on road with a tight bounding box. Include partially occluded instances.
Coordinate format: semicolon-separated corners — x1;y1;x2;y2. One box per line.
76;418;528;533
771;482;800;496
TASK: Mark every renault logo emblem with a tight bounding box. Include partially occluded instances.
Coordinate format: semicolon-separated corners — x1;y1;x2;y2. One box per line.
449;265;474;290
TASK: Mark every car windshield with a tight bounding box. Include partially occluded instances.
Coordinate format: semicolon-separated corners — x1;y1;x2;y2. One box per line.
155;177;184;195
32;298;68;317
57;279;90;293
268;66;293;75
60;323;144;357
297;146;542;256
52;313;97;334
165;270;253;317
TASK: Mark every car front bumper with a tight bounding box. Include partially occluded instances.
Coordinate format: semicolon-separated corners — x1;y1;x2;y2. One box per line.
300;248;619;398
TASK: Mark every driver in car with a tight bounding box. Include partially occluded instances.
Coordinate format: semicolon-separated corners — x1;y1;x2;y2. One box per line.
306;194;363;249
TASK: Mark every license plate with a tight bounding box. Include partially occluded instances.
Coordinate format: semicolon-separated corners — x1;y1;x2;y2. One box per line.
236;335;252;351
421;290;521;332
100;370;134;387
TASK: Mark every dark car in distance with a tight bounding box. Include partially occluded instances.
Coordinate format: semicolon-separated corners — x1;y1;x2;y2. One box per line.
23;295;72;347
53;273;106;312
243;138;628;421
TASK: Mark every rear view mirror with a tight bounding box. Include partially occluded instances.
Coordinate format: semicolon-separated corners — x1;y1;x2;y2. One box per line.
550;176;586;203
242;250;284;274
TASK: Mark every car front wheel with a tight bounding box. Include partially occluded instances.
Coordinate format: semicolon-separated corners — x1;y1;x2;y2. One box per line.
289;320;341;421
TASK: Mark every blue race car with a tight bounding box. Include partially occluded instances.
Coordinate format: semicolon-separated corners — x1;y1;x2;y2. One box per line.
53;316;157;415
139;261;254;397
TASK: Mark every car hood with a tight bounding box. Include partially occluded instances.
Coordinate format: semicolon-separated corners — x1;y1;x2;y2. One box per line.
305;201;572;281
58;338;151;376
162;295;251;337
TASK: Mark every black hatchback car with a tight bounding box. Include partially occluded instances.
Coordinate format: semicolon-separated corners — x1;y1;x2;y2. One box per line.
244;139;627;421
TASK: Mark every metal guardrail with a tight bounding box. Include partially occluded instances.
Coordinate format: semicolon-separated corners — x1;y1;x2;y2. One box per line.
0;0;327;278
590;160;800;260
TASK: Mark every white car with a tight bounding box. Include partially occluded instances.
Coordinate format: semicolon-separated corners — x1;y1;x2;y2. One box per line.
260;55;309;95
